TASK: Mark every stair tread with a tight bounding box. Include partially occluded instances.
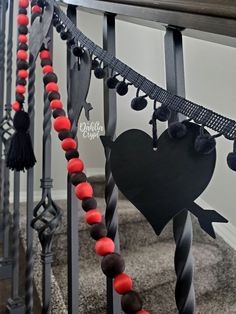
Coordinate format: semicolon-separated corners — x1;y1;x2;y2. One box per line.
52;240;223;311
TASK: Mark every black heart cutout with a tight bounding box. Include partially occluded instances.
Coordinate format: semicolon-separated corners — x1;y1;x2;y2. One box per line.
110;122;216;235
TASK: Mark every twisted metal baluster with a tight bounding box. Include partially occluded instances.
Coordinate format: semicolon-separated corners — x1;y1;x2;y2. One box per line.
103;13;121;314
165;26;195;314
31;26;62;314
25;52;36;314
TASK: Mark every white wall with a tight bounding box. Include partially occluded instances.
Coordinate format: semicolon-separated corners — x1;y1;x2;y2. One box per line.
8;7;236;228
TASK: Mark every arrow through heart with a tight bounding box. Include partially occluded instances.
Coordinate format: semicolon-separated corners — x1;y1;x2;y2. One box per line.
101;122;227;238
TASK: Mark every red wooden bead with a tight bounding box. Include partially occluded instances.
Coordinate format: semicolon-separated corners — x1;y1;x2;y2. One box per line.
67;158;84;174
18;34;27;43
95;237;115;256
46;82;58;93
31;5;42;13
18;69;28;78
53;116;71;132
17;50;28;60
61;138;77;151
50;99;63;109
85;209;102;225
16;85;26;94
17;14;29;25
42;65;54;74
136;311;150;314
40;50;51;59
12;102;21;111
75;182;93;200
114;273;133;295
19;0;29;8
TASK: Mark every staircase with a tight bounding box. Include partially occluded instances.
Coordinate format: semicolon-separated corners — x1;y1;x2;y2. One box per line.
20;175;236;313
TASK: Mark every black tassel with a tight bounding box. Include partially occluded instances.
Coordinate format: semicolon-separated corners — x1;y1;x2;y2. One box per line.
7;110;36;171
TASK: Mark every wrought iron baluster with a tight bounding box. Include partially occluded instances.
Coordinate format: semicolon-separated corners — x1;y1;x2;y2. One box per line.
103;13;121;314
66;5;79;313
31;27;62;314
164;26;195;314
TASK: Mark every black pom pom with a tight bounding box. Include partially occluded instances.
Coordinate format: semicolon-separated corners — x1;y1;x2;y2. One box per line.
16;93;25;104
52;109;65;119
43;72;58;85
168;122;187;139
121;291;143;314
82;197;97;212
41;58;52;67
17;60;28;70
65;149;79;161
106;77;119;89
31;11;41;24
154;104;171;122
58;129;73;140
94;67;105;79
91;59;99;70
7;111;36;171
131;96;147;111
18;25;28;35
67;38;75;47
16;78;27;86
90;222;107;240
56;24;63;33
60;31;69;40
101;253;125;278
194;133;216;154
18;8;27;14
116;81;129;96
227;152;236;171
73;46;83;57
52;17;59;27
48;91;60;102
70;172;87;186
17;43;28;51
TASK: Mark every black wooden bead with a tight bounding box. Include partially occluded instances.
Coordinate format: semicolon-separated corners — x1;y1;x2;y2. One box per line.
18;43;28;51
121;291;143;314
116;81;129;96
60;31;69;40
82;197;97;212
131;96;148;111
106;77;119;89
31;11;41;24
41;58;52;67
65;149;79;161
52;108;66;119
17;60;29;70
73;46;83;57
18;8;27;14
94;67;105;79
48;91;60;102
16;93;25;104
58;129;73;140
90;223;107;240
91;59;99;70
56;24;63;33
16;78;27;86
43;72;58;85
18;25;28;35
101;253;125;278
70;172;87;186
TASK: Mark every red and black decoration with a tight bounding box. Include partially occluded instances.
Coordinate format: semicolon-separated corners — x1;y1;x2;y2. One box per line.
101;123;228;238
7;0;36;171
37;41;149;313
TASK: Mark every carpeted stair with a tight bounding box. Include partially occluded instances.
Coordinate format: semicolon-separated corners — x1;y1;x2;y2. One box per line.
50;175;236;314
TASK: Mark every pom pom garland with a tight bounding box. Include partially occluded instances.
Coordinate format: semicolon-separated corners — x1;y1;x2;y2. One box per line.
106;76;119;89
168;121;187;139
154;104;171;122
116;81;130;96
131;96;148;111
94;67;105;79
95;237;115;256
194;133;216;154
75;182;93;199
114;273;133;294
39;43;149;313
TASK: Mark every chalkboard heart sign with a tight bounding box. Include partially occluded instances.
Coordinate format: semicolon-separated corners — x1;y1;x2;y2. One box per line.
101;122;227;238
